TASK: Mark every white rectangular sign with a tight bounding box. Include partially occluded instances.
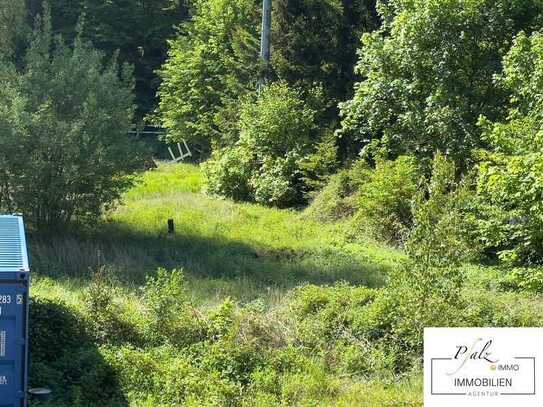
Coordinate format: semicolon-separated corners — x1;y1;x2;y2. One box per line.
424;328;543;407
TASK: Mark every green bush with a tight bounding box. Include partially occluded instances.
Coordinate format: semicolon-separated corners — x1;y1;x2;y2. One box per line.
306;156;419;244
476;115;543;264
200;147;253;202
287;263;465;376
249;152;301;207
143;268;207;347
285;257;543;380
103;345;242;406
462;288;543;327
30;297;90;363
203;82;335;207
407;153;482;267
289;283;376;348
304;160;368;222
474;32;543;264
242;346;342;406
0;8;146;229
353;156;419;244
82;268;142;346
29;297;125;406
499;267;543;293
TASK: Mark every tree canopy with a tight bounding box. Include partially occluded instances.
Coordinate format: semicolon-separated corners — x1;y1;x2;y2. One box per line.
272;0;379;106
0;8;145;228
0;0;27;59
156;0;380;151
338;0;543;166
156;0;260;149
25;0;191;118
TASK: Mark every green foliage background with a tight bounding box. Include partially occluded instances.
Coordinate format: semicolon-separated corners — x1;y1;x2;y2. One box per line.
0;8;145;228
2;0;543;405
339;0;543;166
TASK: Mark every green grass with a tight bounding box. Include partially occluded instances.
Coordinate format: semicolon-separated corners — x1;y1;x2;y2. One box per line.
29;162;543;406
30;162;402;306
27;162;424;406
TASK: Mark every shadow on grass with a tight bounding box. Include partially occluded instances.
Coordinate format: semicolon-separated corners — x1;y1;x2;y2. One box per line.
29;298;128;406
28;220;393;298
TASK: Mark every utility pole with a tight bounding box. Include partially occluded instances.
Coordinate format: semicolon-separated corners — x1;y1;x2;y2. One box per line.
258;0;272;92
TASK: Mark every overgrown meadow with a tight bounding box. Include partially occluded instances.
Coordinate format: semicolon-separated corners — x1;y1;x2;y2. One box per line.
4;0;543;405
28;163;543;406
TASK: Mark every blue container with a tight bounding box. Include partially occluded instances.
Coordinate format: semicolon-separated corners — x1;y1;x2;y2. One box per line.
0;216;30;407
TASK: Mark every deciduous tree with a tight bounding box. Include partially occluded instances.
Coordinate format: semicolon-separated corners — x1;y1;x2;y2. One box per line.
0;8;146;229
339;0;543;166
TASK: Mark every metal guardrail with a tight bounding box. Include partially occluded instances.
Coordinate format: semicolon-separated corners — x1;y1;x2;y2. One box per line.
129;126;193;163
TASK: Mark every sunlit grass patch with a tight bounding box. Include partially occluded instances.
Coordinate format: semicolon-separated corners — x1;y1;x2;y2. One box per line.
31;162;400;304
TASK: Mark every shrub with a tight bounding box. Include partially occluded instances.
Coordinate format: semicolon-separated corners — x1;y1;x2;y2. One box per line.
289;283;376;349
353;156;419;244
499;267;543;293
103;345;241;406
29;297;125;406
407;153;481;267
286;257;543;380
82;267;142;346
206;298;236;340
201;147;253;201
306;156;419;244
249;152;302;207
203;82;334;207
474;31;543;264
142;268;206;346
56;347;125;405
287;263;466;376
30;297;91;364
0;8;146;229
298;131;340;193
30;265;543;405
462;288;543;327
476;119;543;264
304;160;368;222
286;262;543;377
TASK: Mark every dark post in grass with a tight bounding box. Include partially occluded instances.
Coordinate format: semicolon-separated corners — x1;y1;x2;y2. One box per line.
168;219;175;234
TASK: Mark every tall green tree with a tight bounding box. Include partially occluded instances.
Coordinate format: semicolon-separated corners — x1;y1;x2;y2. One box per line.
25;0;191;118
156;0;261;149
272;0;379;110
339;0;543;166
0;0;27;59
157;0;380;151
0;8;146;229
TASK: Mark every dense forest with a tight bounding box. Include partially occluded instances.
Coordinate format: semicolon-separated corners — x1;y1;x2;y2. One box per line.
2;0;543;405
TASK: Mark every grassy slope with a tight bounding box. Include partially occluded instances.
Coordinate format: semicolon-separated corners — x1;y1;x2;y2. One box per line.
28;162;543;406
32;162;402;306
29;163;424;406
